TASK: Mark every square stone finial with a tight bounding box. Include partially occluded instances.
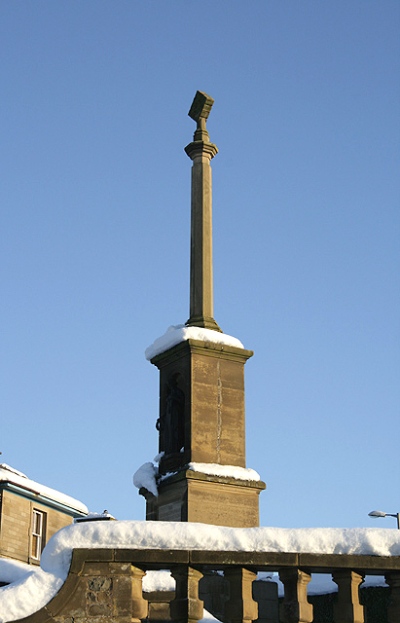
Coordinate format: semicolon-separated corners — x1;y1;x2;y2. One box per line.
188;91;214;122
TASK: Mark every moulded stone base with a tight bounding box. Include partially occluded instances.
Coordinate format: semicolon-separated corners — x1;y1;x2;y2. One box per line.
144;470;266;528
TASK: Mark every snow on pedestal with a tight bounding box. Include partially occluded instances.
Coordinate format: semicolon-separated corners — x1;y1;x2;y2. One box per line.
145;325;245;361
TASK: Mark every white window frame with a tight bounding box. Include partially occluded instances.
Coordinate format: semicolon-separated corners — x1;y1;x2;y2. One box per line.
31;509;45;560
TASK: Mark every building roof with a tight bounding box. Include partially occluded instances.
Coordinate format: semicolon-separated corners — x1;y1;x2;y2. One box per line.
0;464;88;516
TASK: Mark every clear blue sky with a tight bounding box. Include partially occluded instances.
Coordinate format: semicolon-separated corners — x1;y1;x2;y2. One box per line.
1;1;399;529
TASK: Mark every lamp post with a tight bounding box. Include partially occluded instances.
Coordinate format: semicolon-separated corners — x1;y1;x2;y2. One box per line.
368;510;400;529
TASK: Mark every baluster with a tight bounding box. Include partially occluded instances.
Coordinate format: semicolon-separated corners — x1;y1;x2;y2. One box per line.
224;567;258;623
131;565;148;623
332;570;364;623
279;568;313;623
385;572;400;623
170;566;204;623
253;578;279;623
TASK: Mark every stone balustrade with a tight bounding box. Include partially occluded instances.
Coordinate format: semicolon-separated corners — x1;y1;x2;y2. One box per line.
13;548;400;623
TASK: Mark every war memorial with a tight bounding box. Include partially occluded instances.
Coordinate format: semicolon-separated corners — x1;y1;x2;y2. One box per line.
1;92;400;623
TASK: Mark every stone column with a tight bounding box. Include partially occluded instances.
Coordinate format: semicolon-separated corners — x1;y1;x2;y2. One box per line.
185;91;221;332
332;570;364;623
279;568;313;623
225;567;258;623
385;572;400;623
170;565;204;623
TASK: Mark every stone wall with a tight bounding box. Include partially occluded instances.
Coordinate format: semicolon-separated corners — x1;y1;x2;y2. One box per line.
0;489;74;564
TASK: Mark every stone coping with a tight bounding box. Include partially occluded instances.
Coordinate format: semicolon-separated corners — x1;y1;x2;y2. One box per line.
68;548;400;574
151;338;254;366
158;468;266;491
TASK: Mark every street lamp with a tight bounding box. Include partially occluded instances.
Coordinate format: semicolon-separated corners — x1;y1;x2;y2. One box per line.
368;510;400;529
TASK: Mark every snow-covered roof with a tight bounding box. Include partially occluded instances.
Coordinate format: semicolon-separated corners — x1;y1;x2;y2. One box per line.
145;325;246;360
0;464;88;516
1;520;399;621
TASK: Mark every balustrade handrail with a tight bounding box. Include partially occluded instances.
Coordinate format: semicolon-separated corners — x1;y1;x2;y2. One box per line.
70;546;400;574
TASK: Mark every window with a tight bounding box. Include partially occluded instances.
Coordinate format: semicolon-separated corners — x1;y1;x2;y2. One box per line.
31;509;46;561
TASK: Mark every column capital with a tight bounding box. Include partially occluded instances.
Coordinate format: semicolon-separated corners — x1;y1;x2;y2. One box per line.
185;141;218;161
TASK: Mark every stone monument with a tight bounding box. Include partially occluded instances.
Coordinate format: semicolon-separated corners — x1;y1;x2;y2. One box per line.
144;92;265;528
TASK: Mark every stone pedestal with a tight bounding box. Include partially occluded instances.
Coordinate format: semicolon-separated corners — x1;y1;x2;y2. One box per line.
151;339;253;474
145;337;265;527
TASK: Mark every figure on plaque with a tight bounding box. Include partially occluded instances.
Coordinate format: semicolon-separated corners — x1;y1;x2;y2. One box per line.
157;376;185;455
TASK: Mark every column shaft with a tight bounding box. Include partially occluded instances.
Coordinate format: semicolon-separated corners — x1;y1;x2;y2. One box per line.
189;152;214;325
185;133;221;331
